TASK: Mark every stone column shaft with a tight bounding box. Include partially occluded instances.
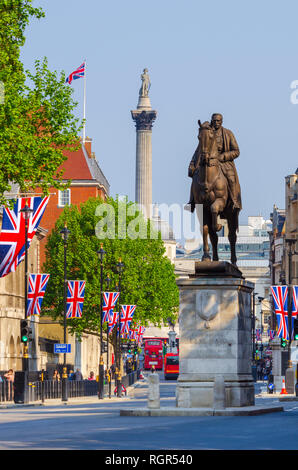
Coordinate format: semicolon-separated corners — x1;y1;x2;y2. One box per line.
135;129;152;219
131;105;157;219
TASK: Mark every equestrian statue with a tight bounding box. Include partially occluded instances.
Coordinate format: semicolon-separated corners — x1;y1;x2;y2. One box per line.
187;113;242;266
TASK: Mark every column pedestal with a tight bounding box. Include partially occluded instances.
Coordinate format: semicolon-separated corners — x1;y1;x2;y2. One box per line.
176;261;255;408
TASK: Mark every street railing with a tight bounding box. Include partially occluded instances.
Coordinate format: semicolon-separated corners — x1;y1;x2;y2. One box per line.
28;371;140;402
28;379;99;401
121;370;140;389
0;370;141;403
0;379;14;402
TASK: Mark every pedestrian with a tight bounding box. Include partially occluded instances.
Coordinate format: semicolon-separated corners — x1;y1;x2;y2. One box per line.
74;368;83;381
126;358;132;374
257;363;262;380
151;365;156;374
68;370;74;380
4;369;14;400
39;369;48;381
4;369;14;382
110;363;116;380
88;371;95;381
103;363;107;384
52;369;60;381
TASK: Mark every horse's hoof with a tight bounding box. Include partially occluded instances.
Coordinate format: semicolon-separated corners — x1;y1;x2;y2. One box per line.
201;255;211;262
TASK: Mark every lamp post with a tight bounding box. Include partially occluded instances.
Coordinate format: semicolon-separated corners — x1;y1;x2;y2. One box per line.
20;202;34;373
258;296;264;359
105;273;112;398
285;239;298;366
252;292;258;362
116;258;124;398
97;244;106;399
60;223;70;402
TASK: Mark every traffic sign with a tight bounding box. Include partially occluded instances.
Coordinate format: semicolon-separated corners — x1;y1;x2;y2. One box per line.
54;343;71;354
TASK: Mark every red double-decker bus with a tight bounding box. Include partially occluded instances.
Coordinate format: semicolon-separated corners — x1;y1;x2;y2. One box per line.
164;352;179;380
144;338;163;370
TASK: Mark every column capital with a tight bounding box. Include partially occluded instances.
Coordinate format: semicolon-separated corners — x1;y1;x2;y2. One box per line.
131;109;157;131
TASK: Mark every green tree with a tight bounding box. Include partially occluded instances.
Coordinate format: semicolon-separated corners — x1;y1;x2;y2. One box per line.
42;197;179;346
0;0;81;205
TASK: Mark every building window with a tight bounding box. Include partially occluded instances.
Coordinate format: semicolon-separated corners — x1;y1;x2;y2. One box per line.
58;189;71;207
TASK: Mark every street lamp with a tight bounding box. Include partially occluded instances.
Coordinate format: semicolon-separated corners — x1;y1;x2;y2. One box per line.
97;244;106;399
60;222;70;402
20;202;34;373
116;258;124;398
284;239;298;365
252;292;258;362
105;273;112;398
258;296;264;358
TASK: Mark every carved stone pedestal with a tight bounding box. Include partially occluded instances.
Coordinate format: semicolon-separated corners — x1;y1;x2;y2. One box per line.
176;262;255;408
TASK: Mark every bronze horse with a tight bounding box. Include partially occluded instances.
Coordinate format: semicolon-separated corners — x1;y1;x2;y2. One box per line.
190;121;239;265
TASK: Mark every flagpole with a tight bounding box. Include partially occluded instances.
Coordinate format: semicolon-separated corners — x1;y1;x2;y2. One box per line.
83;59;86;144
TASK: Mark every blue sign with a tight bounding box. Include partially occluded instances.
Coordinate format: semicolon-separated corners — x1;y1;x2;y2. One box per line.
54;343;71;354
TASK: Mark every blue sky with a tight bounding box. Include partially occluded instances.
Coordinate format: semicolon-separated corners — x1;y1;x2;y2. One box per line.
21;0;298;236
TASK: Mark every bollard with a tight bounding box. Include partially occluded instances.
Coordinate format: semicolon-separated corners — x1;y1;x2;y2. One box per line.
213;375;226;409
148;372;160;409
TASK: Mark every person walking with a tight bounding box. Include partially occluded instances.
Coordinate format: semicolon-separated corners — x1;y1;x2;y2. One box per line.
52;369;60;381
74;369;83;381
4;369;14;400
257;363;262;381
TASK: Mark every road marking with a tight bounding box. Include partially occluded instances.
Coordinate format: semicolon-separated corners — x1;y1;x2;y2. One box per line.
288;406;298;411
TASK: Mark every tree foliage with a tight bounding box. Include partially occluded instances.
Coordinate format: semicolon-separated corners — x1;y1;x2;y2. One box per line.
42;197;179;339
0;0;81;205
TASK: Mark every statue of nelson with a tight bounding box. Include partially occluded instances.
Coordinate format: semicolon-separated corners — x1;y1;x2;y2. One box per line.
187;113;242;213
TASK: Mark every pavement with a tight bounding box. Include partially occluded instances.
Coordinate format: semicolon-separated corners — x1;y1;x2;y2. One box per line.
121;379;286;416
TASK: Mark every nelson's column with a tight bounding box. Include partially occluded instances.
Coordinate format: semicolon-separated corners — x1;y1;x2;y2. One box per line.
131;69;157;219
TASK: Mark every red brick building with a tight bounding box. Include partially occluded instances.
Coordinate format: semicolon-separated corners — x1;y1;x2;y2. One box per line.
39;137;110;267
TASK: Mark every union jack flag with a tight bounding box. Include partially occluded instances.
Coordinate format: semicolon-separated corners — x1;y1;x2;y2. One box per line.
136;325;146;344
120;305;136;336
255;329;262;341
108;311;119;335
102;292;120;323
65;62;85;84
271;285;298;340
293;285;298;314
130;323;145;344
27;273;50;317
129;327;137;341
66;280;86;318
0;197;49;278
268;329;275;340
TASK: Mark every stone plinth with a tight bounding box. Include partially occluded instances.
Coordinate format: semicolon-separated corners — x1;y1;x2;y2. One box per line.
176;264;255;408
